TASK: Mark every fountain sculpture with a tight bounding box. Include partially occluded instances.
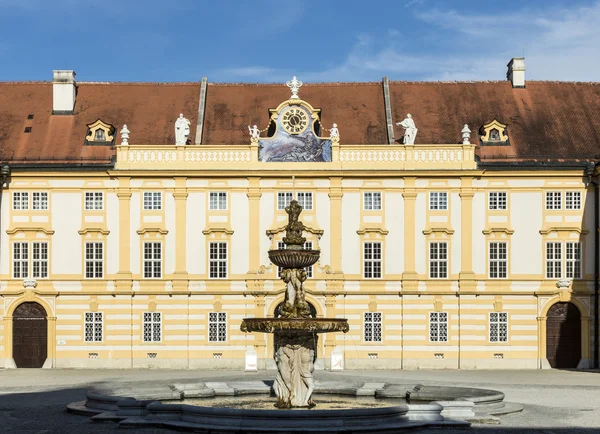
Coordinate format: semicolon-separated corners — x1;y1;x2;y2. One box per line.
241;200;349;408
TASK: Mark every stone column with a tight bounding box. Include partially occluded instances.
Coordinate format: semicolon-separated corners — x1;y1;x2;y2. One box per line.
172;178;188;291
402;177;418;290
116;178;132;292
459;178;476;291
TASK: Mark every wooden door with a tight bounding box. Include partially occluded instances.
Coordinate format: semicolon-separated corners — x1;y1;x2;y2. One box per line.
546;302;581;369
13;302;47;368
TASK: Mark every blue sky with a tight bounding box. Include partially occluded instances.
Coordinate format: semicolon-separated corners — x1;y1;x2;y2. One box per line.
0;0;599;82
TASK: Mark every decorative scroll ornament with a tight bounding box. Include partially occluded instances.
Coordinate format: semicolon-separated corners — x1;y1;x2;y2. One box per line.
286;76;303;99
556;279;572;289
121;124;130;146
23;278;38;289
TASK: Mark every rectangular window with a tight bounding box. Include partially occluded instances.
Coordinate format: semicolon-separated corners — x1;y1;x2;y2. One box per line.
85;192;103;210
363;242;382;279
565;192;581;210
209;192;227;210
429;242;448;279
208;312;227;342
304;241;313;278
545;191;561;210
12;242;29;278
546;242;562;279
429;192;448;210
143;242;162;279
143;192;162;210
489;312;508;342
84;312;103;342
209;242;227;279
296;192;313;210
12;192;29;210
32;192;49;210
142;312;162;342
429;312;448;342
488;192;507;210
32;242;48;279
364;312;382;342
84;242;103;279
277;192;293;210
489;242;508;279
566;242;582;279
363;192;382;210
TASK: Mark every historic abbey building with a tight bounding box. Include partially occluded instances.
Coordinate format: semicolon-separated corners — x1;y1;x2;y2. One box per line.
1;59;599;370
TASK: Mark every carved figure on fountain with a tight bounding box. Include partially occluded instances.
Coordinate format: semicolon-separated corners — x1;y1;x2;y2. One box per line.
274;331;316;408
282;200;306;247
280;268;311;319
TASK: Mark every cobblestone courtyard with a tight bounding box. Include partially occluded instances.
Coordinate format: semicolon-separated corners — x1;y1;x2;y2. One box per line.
0;369;599;433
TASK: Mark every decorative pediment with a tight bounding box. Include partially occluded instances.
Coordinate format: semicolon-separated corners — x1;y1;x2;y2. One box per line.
480;119;509;145
539;226;588;235
85;119;115;146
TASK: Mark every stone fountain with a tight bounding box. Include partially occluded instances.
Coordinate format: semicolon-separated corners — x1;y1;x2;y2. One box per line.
241;200;349;408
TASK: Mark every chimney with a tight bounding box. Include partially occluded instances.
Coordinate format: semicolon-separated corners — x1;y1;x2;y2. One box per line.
507;58;525;88
52;70;77;114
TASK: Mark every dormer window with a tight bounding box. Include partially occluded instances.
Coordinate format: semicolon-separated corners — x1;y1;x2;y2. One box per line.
480;120;509;146
84;119;115;146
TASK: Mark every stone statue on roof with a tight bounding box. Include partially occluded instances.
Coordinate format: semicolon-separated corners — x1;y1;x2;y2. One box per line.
330;123;339;140
175;114;191;145
396;114;418;145
248;125;260;140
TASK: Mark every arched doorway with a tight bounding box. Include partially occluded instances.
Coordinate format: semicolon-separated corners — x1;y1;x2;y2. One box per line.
13;302;48;368
546;302;581;368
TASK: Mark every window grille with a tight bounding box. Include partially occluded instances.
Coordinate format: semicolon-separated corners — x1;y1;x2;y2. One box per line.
143;242;162;278
566;242;582;279
209;242;227;279
84;312;103;342
489;312;508;342
32;242;48;278
208;312;227;342
143;192;162;210
429;242;448;278
13;242;29;278
429;312;448;342
364;312;382;342
296;192;313;210
363;192;382;210
565;192;581;210
363;242;382;279
143;312;162;342
12;192;29;210
32;192;48;210
545;191;561;210
489;242;507;279
546;242;562;279
488;192;507;210
209;192;227;210
277;192;293;210
429;192;448;210
85;242;103;279
85;192;103;210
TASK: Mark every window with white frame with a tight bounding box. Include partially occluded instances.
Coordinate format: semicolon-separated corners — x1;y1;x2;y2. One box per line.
209;192;227;210
208;312;227;342
364;312;382;342
429;192;448;210
209;242;227;279
84;312;103;342
32;192;48;210
566;242;582;279
12;242;29;278
276;240;313;278
143;242;162;278
545;242;562;279
143;192;162;210
12;192;29;210
84;192;103;210
363;242;382;279
142;312;162;342
429;312;448;342
488;192;507;210
32;242;48;278
84;242;103;279
277;192;293;210
489;312;508;342
489;242;507;279
296;192;313;210
545;191;561;210
363;192;382;210
565;191;581;210
429;242;448;279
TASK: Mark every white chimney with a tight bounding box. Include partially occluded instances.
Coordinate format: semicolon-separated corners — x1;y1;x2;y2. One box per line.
52;70;77;114
507;58;525;88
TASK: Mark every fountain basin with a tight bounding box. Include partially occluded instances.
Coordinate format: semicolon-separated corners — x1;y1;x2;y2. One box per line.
241;318;349;334
268;249;320;268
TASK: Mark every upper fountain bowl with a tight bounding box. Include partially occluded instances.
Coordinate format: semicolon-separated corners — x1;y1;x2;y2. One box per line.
268;249;320;269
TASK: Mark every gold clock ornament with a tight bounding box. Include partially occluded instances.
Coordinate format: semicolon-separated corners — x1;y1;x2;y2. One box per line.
281;107;309;134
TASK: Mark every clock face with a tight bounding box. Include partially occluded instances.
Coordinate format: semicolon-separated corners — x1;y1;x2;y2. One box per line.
281;107;309;134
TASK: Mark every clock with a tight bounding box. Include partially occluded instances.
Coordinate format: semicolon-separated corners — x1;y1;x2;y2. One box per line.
281;107;308;134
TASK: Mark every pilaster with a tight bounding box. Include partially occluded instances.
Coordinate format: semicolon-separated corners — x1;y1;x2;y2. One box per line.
247;177;262;273
116;178;132;292
402;178;418;290
172;178;188;291
459;178;476;291
328;177;343;274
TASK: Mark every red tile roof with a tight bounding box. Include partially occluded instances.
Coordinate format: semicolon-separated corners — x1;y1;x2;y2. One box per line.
1;79;599;166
